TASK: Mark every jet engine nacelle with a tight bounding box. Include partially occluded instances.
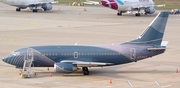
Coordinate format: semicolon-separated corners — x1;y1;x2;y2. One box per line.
145;7;155;14
42;4;52;11
54;62;78;72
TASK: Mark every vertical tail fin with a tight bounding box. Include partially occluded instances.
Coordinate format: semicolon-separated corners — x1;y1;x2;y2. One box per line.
124;11;169;45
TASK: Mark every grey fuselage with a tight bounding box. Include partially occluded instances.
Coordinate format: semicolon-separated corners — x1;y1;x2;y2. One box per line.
2;43;165;68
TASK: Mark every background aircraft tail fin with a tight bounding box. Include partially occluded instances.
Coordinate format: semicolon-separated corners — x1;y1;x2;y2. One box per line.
123;11;169;45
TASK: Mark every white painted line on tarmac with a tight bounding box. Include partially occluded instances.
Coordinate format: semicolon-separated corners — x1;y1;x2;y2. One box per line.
155;81;161;86
127;81;132;87
104;86;113;87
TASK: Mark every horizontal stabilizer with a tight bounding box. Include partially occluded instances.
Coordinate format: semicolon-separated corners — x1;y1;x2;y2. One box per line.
147;48;166;50
147;41;169;50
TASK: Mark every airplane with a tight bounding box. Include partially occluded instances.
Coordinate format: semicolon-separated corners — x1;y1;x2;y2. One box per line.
0;0;54;12
2;11;169;75
83;0;100;5
100;0;165;16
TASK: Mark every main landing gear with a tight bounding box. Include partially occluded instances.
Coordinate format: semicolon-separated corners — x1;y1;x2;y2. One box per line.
32;9;38;12
135;13;141;16
117;11;122;16
82;67;89;75
31;6;38;12
16;7;38;12
28;7;38;12
16;8;21;12
135;8;141;17
117;10;141;16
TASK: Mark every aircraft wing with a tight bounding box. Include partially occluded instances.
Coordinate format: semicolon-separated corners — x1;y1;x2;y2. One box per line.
29;2;52;4
131;5;147;9
60;60;113;67
131;4;165;9
28;1;54;6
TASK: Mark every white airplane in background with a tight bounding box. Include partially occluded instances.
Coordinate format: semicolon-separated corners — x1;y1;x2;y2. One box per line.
100;0;165;16
83;0;100;5
0;0;55;12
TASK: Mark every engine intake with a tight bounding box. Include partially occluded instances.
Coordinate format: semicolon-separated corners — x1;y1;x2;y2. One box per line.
54;62;78;72
145;7;155;14
42;4;52;11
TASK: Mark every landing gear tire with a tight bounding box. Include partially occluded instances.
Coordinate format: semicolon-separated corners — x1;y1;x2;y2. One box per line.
43;9;47;11
145;13;147;15
135;13;141;16
32;9;38;12
117;11;122;16
16;8;21;12
84;70;89;75
82;67;89;75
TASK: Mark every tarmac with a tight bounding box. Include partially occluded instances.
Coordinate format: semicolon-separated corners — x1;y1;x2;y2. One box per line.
0;3;180;88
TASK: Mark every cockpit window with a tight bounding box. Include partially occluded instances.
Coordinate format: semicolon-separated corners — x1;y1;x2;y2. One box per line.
11;51;20;56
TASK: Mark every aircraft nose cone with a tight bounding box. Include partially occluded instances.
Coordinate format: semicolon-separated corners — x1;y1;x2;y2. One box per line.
2;55;8;62
2;57;5;62
2;54;13;64
100;0;109;7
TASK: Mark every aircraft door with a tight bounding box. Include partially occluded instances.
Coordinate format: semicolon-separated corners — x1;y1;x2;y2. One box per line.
130;48;136;60
26;48;34;61
74;52;78;59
